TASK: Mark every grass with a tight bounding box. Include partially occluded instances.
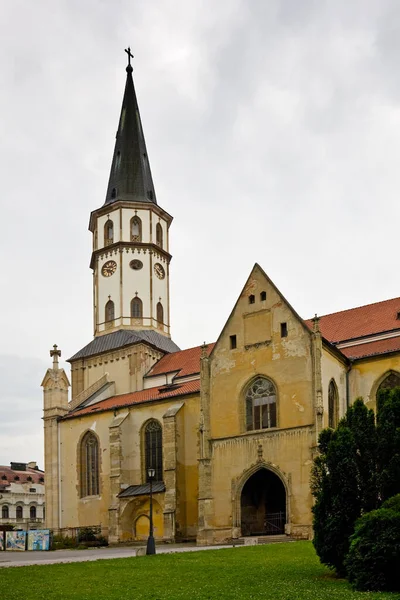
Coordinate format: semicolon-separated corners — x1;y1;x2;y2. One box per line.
1;541;399;599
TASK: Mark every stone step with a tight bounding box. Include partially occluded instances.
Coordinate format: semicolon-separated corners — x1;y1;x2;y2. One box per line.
238;534;295;546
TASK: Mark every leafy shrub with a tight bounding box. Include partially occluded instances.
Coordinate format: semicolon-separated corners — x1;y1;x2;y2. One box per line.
345;507;400;591
382;493;400;513
51;535;77;550
78;527;97;542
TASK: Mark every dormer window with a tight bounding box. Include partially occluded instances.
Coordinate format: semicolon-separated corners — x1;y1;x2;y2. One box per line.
104;220;114;246
111;187;117;199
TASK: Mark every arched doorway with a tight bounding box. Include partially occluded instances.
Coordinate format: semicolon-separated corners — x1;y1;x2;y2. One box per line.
240;469;286;536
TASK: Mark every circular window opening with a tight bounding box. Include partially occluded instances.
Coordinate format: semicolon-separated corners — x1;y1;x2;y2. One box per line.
130;259;143;270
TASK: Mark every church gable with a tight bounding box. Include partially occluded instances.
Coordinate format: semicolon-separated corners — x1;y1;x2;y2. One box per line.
209;263;314;438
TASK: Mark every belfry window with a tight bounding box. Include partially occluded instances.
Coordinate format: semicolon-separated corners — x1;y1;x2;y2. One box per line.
156;302;164;325
2;505;9;519
105;300;115;323
131;297;143;319
144;420;163;482
156;223;163;248
131;216;142;242
245;377;277;431
104;220;114;246
328;379;339;429
80;431;100;497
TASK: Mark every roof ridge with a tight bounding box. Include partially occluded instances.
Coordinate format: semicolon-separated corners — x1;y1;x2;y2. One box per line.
308;295;400;321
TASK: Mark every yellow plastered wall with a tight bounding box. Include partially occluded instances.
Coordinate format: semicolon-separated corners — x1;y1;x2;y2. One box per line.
59;393;200;540
349;354;400;412
321;347;348;426
209;266;314;439
205;265;315;540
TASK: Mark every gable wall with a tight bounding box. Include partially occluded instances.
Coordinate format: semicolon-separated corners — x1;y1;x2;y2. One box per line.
209;267;314;439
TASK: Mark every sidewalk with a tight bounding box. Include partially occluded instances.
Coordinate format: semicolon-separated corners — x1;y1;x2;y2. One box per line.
0;542;240;568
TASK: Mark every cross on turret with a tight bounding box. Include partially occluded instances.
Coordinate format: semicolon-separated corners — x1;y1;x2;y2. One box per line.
125;47;134;66
50;344;61;369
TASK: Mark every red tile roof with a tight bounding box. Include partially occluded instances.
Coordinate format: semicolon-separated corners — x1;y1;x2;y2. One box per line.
146;343;215;379
65;379;201;420
306;297;400;343
339;336;400;360
0;466;45;484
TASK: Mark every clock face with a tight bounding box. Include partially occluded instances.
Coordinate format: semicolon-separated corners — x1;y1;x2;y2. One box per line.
101;260;117;277
130;259;143;271
154;263;165;280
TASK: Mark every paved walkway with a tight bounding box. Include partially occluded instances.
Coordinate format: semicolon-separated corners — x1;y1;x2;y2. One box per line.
0;542;241;568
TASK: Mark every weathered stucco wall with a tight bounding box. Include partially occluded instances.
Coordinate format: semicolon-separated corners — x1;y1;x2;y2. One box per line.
58;392;200;541
349;354;400;411
321;347;348;425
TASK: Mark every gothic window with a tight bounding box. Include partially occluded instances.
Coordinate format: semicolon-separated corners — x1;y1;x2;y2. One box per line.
144;420;163;482
245;377;277;431
328;379;339;428
16;505;23;520
30;505;37;520
156;223;163;248
80;431;100;497
377;372;400;395
131;297;143;319
131;216;142;242
2;505;9;519
156;302;164;325
105;300;115;323
104;220;114;246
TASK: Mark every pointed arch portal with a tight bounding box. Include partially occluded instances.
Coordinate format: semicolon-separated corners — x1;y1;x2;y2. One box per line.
240;469;286;536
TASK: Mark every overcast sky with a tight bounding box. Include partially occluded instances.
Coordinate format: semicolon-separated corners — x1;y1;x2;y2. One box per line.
1;0;400;467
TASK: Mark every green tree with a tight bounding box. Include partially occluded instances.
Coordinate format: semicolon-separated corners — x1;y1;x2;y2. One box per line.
311;399;377;575
377;387;400;501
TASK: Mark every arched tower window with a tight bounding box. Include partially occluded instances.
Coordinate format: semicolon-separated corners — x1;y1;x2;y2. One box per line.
104;220;114;246
131;297;143;319
245;377;277;431
16;506;23;520
156;302;164;325
30;505;37;520
328;379;339;428
80;431;100;497
131;216;142;242
377;371;400;395
2;505;9;519
105;300;115;324
144;420;163;482
156;223;163;248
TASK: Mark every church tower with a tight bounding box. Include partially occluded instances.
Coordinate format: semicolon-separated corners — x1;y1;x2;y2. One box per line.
89;50;173;338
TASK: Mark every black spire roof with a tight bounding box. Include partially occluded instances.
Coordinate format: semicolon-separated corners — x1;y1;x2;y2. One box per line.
104;56;157;206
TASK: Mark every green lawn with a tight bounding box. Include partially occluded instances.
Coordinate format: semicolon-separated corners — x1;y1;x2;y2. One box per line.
2;542;399;600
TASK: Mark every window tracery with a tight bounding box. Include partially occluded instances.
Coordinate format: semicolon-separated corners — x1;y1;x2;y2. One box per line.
245;377;277;431
144;420;163;482
328;379;338;428
80;431;100;497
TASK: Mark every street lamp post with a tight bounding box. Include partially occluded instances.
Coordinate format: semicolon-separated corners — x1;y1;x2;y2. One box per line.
146;468;156;555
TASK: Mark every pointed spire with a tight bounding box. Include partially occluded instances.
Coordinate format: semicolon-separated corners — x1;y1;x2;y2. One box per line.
104;49;157;206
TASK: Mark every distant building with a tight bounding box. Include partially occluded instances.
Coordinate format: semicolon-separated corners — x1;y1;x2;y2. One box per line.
0;462;45;529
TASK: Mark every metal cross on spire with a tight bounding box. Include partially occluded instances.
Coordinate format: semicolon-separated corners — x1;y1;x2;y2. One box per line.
125;47;134;66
